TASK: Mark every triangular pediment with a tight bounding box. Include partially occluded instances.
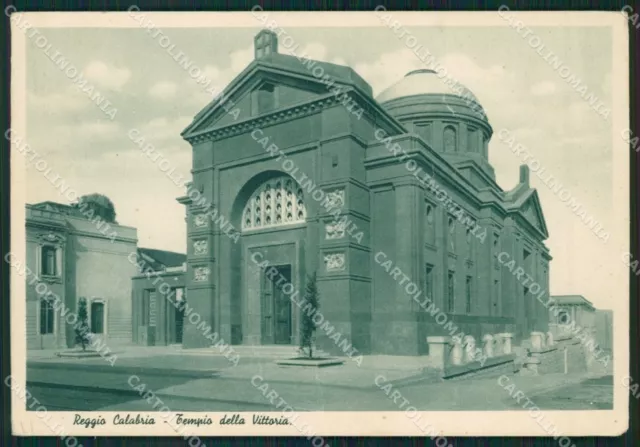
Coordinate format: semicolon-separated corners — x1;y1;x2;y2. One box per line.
514;190;549;239
182;55;367;140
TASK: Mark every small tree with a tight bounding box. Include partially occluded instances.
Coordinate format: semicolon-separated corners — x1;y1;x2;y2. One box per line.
75;298;91;351
299;272;319;359
72;193;117;223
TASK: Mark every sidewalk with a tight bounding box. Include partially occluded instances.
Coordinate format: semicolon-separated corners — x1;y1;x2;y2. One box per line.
27;347;609;411
28;348;441;387
28;344;184;361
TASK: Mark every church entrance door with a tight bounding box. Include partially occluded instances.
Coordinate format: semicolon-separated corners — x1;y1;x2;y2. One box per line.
261;264;292;345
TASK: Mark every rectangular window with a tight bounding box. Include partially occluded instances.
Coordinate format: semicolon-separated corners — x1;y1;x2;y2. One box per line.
447;271;455;312
523;249;531;269
468;127;477;152
415;122;431;144
39;298;54;334
425;203;435;245
41;246;57;276
425;264;434;301
257;84;275;114
91;301;105;334
448;217;456;253
465;276;472;313
523;284;534;323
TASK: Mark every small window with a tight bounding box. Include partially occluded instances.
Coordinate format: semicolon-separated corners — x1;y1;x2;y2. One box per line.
41;245;57;276
467;127;476;152
443;126;457;152
559;311;570;324
523;248;531;266
256;83;275;114
91;301;105;334
448;217;455;252
415;122;431;143
426;205;434;225
465;276;472;313
447;271;455;312
39;298;54;334
425;264;434;301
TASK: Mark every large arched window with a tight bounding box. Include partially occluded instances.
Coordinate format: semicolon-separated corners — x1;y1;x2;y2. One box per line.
242;176;306;231
443;126;457;152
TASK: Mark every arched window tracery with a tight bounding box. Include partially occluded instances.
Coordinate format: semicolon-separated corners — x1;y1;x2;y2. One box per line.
242;176;306;231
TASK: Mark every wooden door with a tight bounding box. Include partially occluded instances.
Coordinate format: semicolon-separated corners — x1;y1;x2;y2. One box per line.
274;266;292;345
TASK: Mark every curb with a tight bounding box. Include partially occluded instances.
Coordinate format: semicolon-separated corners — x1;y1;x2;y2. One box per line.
25;381;274;409
27;360;218;379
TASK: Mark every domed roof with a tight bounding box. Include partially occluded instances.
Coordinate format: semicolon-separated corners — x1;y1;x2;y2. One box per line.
376;69;479;104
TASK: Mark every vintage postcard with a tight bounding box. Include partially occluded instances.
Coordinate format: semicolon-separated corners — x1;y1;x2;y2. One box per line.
8;8;631;439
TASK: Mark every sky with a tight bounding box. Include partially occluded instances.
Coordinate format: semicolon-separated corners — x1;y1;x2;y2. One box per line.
22;22;622;309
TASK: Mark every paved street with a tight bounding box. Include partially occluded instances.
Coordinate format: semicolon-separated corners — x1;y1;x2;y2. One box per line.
518;375;614;410
26;350;613;412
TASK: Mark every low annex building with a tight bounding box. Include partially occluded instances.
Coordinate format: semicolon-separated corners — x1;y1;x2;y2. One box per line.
23;201;138;350
130;248;187;346
174;29;552;356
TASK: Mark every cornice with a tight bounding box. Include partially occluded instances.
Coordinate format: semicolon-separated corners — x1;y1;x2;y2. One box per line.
185;92;344;144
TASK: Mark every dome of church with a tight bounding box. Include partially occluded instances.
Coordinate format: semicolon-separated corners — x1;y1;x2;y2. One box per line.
376;69;480;104
374;68;494;178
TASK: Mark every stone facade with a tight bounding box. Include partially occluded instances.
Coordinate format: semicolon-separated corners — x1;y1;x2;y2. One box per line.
176;30;552;356
25;202;138;349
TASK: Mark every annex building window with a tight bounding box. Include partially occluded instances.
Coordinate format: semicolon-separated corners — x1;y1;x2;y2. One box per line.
242;176;306;231
91;300;105;334
39;298;54;335
40;245;58;276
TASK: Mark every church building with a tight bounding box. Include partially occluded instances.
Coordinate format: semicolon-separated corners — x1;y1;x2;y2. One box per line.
177;30;551;356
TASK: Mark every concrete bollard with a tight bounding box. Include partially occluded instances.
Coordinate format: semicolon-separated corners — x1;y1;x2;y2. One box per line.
546;331;554;347
482;334;495;358
463;335;476;363
449;337;464;366
426;336;451;369
530;331;545;351
495;333;513;355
